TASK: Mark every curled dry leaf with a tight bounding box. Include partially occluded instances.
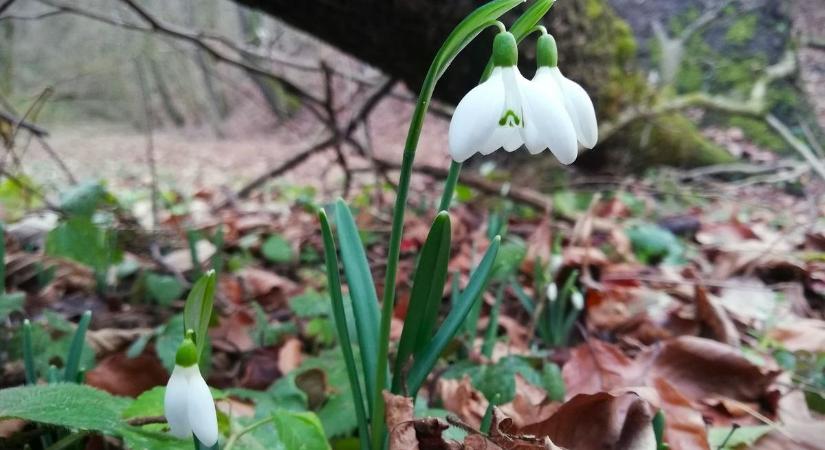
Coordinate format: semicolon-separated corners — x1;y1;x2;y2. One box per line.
516;392;656;450
562;339;643;398
438;375;487;429
646;336;780;403
498;374;559;428
385;391;418;450
694;285;740;347
85;351;168;397
652;377;710;450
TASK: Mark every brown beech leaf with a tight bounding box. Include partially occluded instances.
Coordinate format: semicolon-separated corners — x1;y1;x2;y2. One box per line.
295;368;328;410
652;377;709;450
85;351;168;397
767;319;825;353
210;309;256;353
646;336;780;403
752;391;825;450
277;337;303;374
517;392;656;450
562;339;644;398
239;346;282;390
499;374;559;428
385;391;418;450
438;376;487;429
694;285;740;347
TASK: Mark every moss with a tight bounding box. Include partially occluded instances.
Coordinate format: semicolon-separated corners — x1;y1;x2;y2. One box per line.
727;116;788;153
585;0;604;19
725;14;758;45
627;114;734;168
668;7;700;35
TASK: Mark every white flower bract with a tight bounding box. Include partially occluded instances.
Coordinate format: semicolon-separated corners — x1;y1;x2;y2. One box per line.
164;364;218;446
448;66;578;164
532;66;598;149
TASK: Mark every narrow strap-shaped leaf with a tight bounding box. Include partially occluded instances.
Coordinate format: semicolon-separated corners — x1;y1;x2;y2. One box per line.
64;310;91;383
392;212;451;392
319;210;371;448
510;278;535;315
333;199;380;409
183;270;217;358
406;236;501;396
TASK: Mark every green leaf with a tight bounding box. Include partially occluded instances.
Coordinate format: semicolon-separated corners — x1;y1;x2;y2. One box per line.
707;425;771;449
262;234;294;263
394;212;451;390
156;315;212;373
407;236;501;395
121;426;191;450
272;410;331;450
0;292;25;320
122;386;166;419
306;317;336;346
288;289;330;318
145;273;184;306
541;362;565;402
297;349;361;438
0;384;130;433
627;223;684;265
64;310;92;383
60;181;109;217
332;200;379;407
492;238;526;279
45;217;121;272
183;270;217;358
319;210;370;446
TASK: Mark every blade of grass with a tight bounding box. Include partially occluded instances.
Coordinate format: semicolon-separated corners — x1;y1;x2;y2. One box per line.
186;229;203;280
392;212;451;392
183;270;217;358
333;199;380;415
319;210;371;448
407;236;501;396
63;310;91;383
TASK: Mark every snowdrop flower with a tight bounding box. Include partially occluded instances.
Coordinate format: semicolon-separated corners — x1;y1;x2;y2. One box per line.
570;289;584;310
448;31;578;164
532;34;598;149
164;335;218;446
545;282;558;303
549;253;564;275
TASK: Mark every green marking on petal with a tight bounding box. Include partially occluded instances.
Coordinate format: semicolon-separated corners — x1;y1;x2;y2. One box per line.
498;109;522;127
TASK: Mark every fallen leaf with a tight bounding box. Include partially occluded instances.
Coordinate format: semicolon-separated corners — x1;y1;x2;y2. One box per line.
653;377;710;450
517;391;656;450
767;319;825;353
385;391;418;450
498;374;559;428
695;285;740;347
277;337;304;374
239;346;282;390
86;351;168;397
562;339;643;398
438;375;488;429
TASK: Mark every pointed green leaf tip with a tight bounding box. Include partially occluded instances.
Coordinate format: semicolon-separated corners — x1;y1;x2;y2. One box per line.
537;33;558;67
175;335;198;367
493;31;518;67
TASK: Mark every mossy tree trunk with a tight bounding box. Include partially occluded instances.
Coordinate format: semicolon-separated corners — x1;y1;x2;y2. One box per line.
232;0;731;168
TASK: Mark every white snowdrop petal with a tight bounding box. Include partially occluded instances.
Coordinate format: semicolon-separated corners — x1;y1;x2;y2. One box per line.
561;77;598;148
164;366;192;439
186;367;219;446
520;79;578;164
448;68;505;162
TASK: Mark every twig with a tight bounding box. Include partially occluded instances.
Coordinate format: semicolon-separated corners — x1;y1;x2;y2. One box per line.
0;0;18;15
765;114;825;181
126;416;166;426
134;59;159;229
0;110;48;138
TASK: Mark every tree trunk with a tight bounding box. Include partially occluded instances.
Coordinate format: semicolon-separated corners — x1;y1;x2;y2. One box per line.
236;6;292;118
1;21;13;96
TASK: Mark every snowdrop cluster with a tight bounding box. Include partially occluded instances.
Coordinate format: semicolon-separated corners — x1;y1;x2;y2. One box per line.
448;30;597;164
164;336;218;446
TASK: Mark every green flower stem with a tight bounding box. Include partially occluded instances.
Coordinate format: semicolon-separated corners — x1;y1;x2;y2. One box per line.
370;13;521;450
224;417;272;450
22;319;36;384
64;310;91;383
438;161;462;211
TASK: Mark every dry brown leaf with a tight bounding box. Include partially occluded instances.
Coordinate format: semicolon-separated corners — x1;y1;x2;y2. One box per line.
646;336;779;403
295;368;328;410
384;391;418;450
517;392;656;450
752;391;825;450
211;309;256;353
498;374;559;428
85;351;167;397
277;337;303;374
162;240;216;273
238;347;282;390
767;319;825;353
694;285;740;347
562;339;644;398
652;377;710;450
438;376;487;429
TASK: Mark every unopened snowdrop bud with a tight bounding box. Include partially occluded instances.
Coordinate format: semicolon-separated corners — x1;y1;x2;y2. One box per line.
532;33;598;149
448;30;577;164
549;253;563;275
570;290;584;310
546;282;558;303
164;335;218;446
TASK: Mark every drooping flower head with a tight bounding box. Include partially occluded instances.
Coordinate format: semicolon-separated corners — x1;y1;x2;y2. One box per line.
532;33;598;149
164;333;218;446
448;30;578;164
